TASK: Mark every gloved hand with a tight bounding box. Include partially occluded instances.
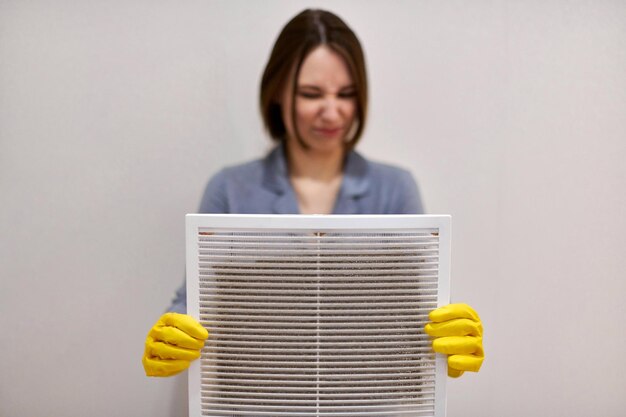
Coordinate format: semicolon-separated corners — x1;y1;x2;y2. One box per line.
142;312;209;377
424;303;484;378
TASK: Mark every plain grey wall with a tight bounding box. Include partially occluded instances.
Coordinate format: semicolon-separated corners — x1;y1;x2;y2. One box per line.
1;1;625;416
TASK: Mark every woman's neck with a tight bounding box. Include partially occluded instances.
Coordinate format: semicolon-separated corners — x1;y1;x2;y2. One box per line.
285;141;345;182
284;140;346;214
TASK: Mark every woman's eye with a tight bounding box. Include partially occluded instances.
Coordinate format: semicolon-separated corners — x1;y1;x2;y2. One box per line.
296;90;356;99
297;91;321;99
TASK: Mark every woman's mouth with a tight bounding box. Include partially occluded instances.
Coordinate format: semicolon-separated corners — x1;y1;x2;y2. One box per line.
314;127;344;138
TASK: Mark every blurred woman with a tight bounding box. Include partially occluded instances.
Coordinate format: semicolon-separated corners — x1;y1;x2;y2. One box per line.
142;8;484;380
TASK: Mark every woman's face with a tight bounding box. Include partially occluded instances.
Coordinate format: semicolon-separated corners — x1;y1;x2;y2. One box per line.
281;45;357;156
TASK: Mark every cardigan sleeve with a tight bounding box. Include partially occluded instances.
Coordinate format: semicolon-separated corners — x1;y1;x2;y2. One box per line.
198;168;230;214
167;170;232;313
168;280;188;314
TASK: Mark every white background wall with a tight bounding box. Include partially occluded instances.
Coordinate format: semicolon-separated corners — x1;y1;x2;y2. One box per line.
1;1;624;416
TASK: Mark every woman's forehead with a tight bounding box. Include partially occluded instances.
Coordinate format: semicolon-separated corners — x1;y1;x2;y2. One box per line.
297;45;354;87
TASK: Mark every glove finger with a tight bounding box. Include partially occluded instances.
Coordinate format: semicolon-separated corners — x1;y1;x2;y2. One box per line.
428;303;480;323
142;355;191;377
432;336;481;355
158;313;209;340
149;326;206;350
449;353;484;373
147;339;202;361
424;318;482;337
447;368;465;378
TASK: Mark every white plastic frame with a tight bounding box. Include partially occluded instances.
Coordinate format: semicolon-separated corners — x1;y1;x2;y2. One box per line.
186;214;450;417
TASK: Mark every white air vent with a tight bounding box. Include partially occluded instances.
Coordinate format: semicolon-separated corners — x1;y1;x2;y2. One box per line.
186;214;450;417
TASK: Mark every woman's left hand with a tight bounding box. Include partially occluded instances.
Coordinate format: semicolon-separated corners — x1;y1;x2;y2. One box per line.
424;303;484;378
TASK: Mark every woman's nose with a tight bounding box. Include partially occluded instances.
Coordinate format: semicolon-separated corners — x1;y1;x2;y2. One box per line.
320;97;341;120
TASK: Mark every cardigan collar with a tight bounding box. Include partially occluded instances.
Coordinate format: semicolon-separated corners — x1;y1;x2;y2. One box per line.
261;144;370;214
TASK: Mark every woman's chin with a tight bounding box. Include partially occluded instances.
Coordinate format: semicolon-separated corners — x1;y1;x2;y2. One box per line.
307;139;345;156
288;133;346;156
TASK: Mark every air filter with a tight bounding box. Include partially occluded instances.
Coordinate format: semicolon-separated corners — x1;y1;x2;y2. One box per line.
186;214;450;417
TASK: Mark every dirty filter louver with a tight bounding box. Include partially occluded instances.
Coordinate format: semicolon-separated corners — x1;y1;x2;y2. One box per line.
186;214;450;417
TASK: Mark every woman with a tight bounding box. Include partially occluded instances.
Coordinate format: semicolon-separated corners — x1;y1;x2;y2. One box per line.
142;8;484;379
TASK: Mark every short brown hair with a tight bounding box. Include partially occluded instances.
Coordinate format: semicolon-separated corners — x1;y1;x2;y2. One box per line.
260;9;368;149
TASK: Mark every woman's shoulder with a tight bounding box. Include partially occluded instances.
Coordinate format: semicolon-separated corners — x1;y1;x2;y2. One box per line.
349;151;424;214
370;159;413;177
209;154;264;184
199;147;288;214
198;156;269;213
353;151;416;183
211;146;283;183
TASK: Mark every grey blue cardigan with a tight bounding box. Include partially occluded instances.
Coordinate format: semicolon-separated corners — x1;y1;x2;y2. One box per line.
169;145;424;313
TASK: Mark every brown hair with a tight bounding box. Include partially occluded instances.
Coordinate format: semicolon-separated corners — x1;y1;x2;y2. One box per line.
260;9;368;149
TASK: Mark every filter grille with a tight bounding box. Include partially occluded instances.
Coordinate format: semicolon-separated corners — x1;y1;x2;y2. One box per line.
190;223;445;417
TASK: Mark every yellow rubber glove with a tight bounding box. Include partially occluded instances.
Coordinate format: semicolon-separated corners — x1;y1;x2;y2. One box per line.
142;312;209;377
424;303;484;378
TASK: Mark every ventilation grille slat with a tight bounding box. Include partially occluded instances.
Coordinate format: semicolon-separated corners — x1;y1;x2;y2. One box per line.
191;224;446;417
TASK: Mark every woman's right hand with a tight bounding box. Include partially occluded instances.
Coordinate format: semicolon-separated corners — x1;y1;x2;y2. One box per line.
142;312;209;377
